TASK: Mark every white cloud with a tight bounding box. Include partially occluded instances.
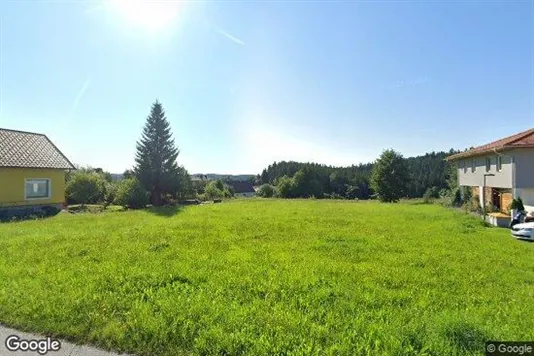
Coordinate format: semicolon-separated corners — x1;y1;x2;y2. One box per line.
393;76;429;88
71;76;92;114
213;26;245;46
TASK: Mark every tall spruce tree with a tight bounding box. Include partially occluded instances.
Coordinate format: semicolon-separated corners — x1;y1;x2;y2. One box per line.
134;101;181;206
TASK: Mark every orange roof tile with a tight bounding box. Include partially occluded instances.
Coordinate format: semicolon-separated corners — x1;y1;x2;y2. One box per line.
446;128;534;161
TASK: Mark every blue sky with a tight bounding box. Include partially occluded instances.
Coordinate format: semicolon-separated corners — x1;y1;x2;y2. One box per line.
0;0;533;174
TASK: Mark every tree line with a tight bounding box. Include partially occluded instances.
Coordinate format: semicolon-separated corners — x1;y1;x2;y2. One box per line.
64;99;463;207
255;149;460;202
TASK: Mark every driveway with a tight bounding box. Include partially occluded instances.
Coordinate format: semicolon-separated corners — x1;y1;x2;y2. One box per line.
0;325;129;356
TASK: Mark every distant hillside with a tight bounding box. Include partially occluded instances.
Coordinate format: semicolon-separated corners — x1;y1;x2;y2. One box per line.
110;173;255;182
110;174;124;181
191;174;255;182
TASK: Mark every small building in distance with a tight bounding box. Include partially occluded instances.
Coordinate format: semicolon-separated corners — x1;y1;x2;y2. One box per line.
227;181;256;198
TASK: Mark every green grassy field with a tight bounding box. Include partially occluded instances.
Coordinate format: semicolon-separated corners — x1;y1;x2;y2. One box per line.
0;200;533;355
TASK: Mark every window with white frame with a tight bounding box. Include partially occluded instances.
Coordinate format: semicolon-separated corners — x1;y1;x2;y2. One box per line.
497;155;503;172
485;157;491;172
471;159;476;172
25;179;51;199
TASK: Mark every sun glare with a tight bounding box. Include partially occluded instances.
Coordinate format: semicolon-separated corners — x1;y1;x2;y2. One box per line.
108;0;184;33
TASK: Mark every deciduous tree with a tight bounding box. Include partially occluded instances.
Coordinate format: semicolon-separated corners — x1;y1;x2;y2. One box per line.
370;149;410;202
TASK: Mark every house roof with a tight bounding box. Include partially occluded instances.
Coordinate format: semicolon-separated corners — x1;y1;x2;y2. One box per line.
446;128;534;161
0;128;75;169
227;181;255;193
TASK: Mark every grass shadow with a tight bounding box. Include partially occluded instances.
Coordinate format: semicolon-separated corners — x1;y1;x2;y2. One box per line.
68;204;106;214
147;205;185;217
441;319;489;353
67;204;125;214
0;206;62;223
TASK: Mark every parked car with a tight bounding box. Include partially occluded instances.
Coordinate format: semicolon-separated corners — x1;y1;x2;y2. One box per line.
511;222;534;241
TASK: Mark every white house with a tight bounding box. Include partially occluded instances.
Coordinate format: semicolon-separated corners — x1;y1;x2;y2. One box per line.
446;128;534;214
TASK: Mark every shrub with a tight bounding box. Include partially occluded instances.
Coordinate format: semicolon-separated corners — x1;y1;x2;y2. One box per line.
214;180;225;191
511;197;525;211
200;180;235;199
345;185;360;199
257;184;275;198
162;194;178;206
205;181;224;199
275;176;295;198
439;188;449;198
423;186;440;203
223;186;234;198
323;192;344;199
104;182;118;206
175;166;195;201
114;178;149;209
427;186;440;198
450;187;463;207
462;196;481;214
484;203;499;214
193;180;207;195
66;172;106;206
462;186;473;202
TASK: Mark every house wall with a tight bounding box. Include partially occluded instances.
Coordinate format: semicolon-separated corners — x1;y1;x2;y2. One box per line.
0;168;66;207
471;186;513;213
457;154;512;188
235;192;255;198
513;188;534;209
509;148;534;189
457;148;534;214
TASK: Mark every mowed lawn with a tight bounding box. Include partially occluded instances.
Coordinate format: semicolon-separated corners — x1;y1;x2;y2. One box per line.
0;200;533;355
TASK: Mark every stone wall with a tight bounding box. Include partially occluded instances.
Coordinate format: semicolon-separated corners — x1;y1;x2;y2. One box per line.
501;192;513;212
471;186;512;214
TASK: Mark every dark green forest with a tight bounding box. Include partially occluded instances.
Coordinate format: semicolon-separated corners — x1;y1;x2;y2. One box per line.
257;149;459;199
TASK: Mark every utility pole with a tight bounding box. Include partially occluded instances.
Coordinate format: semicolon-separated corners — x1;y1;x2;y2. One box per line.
482;173;495;221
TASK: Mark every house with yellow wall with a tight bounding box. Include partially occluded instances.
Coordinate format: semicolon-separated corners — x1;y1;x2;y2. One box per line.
0;128;75;215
